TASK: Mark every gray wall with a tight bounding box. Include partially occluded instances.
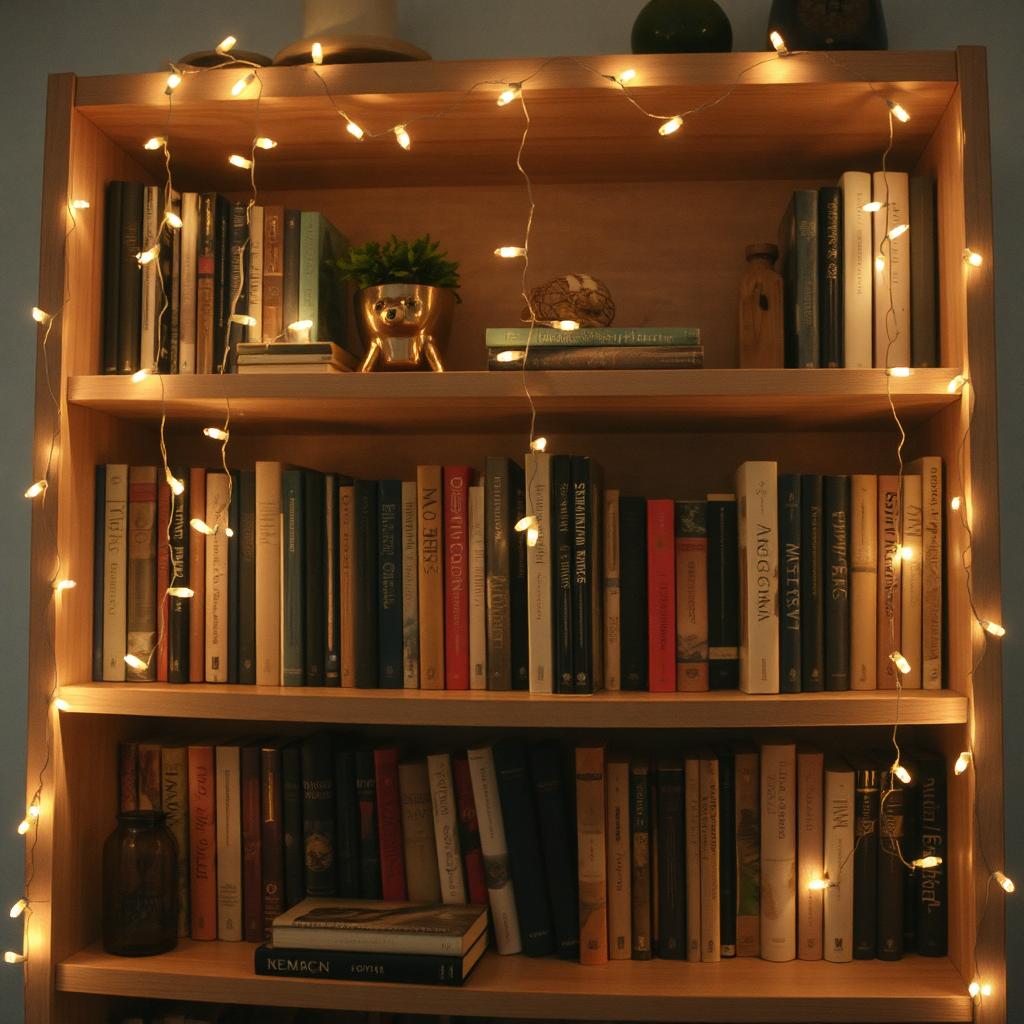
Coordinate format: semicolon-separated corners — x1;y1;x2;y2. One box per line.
0;1;1019;1019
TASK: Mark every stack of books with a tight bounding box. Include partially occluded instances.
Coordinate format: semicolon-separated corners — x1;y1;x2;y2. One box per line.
236;342;356;374
485;326;703;370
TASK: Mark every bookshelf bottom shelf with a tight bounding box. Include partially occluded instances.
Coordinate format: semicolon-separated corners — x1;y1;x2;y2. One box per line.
56;941;972;1022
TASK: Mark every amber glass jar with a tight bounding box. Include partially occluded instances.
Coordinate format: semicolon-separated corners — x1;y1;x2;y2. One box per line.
102;810;178;956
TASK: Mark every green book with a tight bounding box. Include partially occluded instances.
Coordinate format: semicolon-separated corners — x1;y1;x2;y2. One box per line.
485;326;700;348
298;211;350;349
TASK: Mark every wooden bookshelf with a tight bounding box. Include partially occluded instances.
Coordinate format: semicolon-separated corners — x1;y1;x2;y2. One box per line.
26;46;1005;1024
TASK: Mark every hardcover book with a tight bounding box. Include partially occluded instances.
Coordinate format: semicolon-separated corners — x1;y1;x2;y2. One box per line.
161;745;190;937
900;473;924;688
779;189;819;368
759;740;795;961
849;475;878;689
102;464;128;681
797;746;824;961
260;744;286;936
675;501;708;691
485;326;700;348
378;479;404;689
603;488;621;691
824;475;851;691
629;756;653;960
800;475;824;691
402;480;421;689
618;496;648;691
684;751;701;964
823;758;855;963
734;745;760;957
778;474;801;693
426;753;466;905
188;744;217;941
451;753;489;910
646;499;676;692
571;456;603;694
525;453;554;693
872;170;911;367
444;466;472;690
877;768;906;960
877;475;902;689
576;745;608;965
398;760;442;903
418;465;445;689
909;177;939;367
301;735;338;898
698;751;721;963
908;457;943;689
838;170;873;368
216;743;244;941
605;754;631;960
818;185;843;367
125;465;158;681
706;494;739;689
254;462;282;686
655;756;685;960
374;747;407;901
241;745;264;943
281;469;306;686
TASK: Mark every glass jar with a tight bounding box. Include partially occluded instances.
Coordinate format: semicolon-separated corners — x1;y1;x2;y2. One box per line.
102;810;178;956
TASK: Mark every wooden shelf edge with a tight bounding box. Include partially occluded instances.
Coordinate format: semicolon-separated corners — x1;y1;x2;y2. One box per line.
57;683;968;728
56;943;972;1022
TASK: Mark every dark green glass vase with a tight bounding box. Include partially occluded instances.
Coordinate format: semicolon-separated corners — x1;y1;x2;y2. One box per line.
631;0;733;54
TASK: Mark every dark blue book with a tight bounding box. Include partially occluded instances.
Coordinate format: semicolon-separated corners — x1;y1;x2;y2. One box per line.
324;473;341;686
354;480;379;688
824;475;850;691
528;740;580;959
853;765;880;959
618;496;648;692
101;181;122;373
717;748;737;957
237;470;257;684
551;455;574;694
282;469;306;686
707;494;739;690
92;466;105;680
355;748;382;899
779;474;802;694
212;195;231;373
116;181;143;374
570;456;601;694
300;734;337;897
168;464;190;683
281;743;305;909
818;185;843;367
656;757;686;958
377;479;404;688
334;746;361;898
800;475;824;692
493;739;555;956
228;470;240;683
510;462;529;691
303;471;326;686
779;189;819;368
225;199;249;371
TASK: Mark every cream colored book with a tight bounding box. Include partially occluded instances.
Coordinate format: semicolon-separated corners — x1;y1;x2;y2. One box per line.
603;488;621;691
872;170;911;367
246;204;263;343
525;452;553;693
398;761;441;903
838;171;873;368
339;483;356;687
204;472;230;682
796;746;824;960
179;191;200;372
684;752;701;963
426;752;465;904
254;462;282;686
468;484;487;690
823;758;854;962
215;744;243;941
909;457;943;688
900;473;923;688
849;475;878;689
605;755;631;959
759;740;795;962
698;751;721;963
402;480;420;689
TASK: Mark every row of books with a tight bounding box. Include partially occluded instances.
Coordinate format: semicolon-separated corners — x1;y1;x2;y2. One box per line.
117;735;947;965
94;456;943;693
101;181;351;376
779;171;937;369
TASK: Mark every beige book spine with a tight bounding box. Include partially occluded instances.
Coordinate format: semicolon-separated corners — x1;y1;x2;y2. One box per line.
102;464;129;681
872;170;911;367
734;749;760;957
205;472;230;682
426;753;465;904
254;462;282;686
900;474;923;688
215;744;243;941
849;475;878;689
823;764;854;962
417;465;445;689
684;754;701;962
759;741;796;962
398;761;442;903
188;468;206;682
339;484;356;687
526;452;554;693
877;476;902;689
576;745;608;965
605;756;631;959
676;502;709;692
797;748;824;960
699;753;721;962
910;457;943;688
603;489;621;690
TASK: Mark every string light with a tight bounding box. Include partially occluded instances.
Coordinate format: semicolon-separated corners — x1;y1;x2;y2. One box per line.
165;71;183;95
526;524;539;547
530;437;548;452
216;35;237;54
980;619;1006;638
15;820;29;837
167;586;195;599
874;255;885;272
911;854;942;869
947;374;967;393
163;209;183;230
994;870;1015;894
969;981;981;999
346;121;365;141
203;426;229;441
954;751;972;775
497;84;522;107
3;952;24;965
230;313;257;327
550;320;580;331
189;518;216;536
228;154;253;170
892;761;912;785
123;654;147;671
287;319;313;341
51;697;70;713
51;580;76;593
135;244;160;266
23;481;47;499
231;71;256;97
143;136;166;151
31;307;50;323
70;199;90;210
769;30;789;56
962;247;984;267
887;222;909;241
164;467;185;496
862;200;883;213
495;246;526;258
394;125;411;150
886;100;911;123
614;68;637;85
950;495;962;512
886;366;911;378
495;350;524;364
898;545;913;562
130;367;152;383
515;514;537;534
658;115;683;136
807;876;834;891
981;983;993;998
311;41;324;65
254;137;277;150
9;900;26;919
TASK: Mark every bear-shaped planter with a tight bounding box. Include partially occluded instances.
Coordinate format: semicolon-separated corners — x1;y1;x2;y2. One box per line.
356;283;455;372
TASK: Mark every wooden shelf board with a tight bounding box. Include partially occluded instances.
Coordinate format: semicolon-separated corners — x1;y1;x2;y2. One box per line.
72;52;958;187
56;942;972;1022
68;369;960;434
57;683;967;728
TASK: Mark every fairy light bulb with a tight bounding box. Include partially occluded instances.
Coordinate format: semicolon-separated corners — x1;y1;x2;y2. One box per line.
495;246;526;258
889;651;911;675
893;762;912;785
994;871;1015;894
962;247;984;267
254;137;277;150
346;121;364;141
167;586;195;599
615;69;637;85
52;579;77;593
287;319;313;341
899;545;913;562
16;819;30;836
224;527;234;538
216;35;237;54
163;209;183;230
862;200;883;213
769;30;789;55
947;374;967;393
165;467;185;496
887;100;911;123
230;313;258;326
131;368;152;383
912;855;942;869
530;437;548;452
551;320;580;331
497;84;522;107
950;495;962;512
28;806;39;821
394;125;411;150
526;524;539;547
875;255;885;272
190;518;216;536
515;514;538;534
658;115;683;136
231;71;256;97
203;426;229;441
31;307;50;323
136;244;160;266
9;900;27;919
808;876;832;891
887;223;909;241
981;618;1006;638
165;71;183;95
70;199;90;210
24;480;47;499
52;697;70;713
954;751;972;775
143;136;166;151
229;154;253;170
311;41;323;65
123;653;147;671
969;981;981;999
495;350;524;364
887;366;911;378
4;952;24;965
981;983;993;998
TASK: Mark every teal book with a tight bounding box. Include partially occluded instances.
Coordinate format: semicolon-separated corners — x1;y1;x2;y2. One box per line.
297;211;350;351
282;469;306;686
485;326;700;348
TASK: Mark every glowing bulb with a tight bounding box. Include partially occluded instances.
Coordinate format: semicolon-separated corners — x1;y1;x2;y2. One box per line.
887;366;911;378
224;526;234;538
229;154;253;170
530;437;548;452
52;697;70;713
254;136;277;150
165;468;185;496
190;518;216;536
551;320;580;331
954;751;972;775
494;246;526;258
862;201;883;213
526;525;539;547
889;650;911;675
981;619;1006;638
28;806;39;820
394;125;411;150
216;35;237;54
24;480;47;499
769;30;788;55
947;374;967;393
70;199;90;210
136;244;160;266
16;819;30;836
311;42;323;65
914;856;943;871
165;71;183;94
131;368;152;384
346;121;364;141
143;136;166;151
123;653;147;671
963;247;984;267
514;514;538;534
807;877;832;891
495;350;525;364
287;319;313;342
888;223;909;241
31;307;50;323
52;579;77;593
9;900;26;919
167;586;195;599
899;545;913;562
893;762;912;785
994;871;1015;894
887;100;911;123
615;69;637;85
163;209;183;230
203;426;229;441
231;71;256;97
4;952;24;965
981;983;993;998
497;84;522;107
969;982;981;999
230;313;258;326
875;255;885;272
950;495;962;512
658;115;683;136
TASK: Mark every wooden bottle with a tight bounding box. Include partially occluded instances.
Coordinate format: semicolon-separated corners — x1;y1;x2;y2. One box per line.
738;243;785;368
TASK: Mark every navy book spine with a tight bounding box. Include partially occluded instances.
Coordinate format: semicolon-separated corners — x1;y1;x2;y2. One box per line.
707;495;739;690
237;469;257;684
779;474;802;693
818;185;844;367
552;455;574;694
324;473;341;686
281;743;305;909
824;475;851;691
334;746;361;898
282;469;306;686
800;475;825;691
618;496;648;691
656;758;686;958
355;748;383;899
377;479;404;688
303;471;326;686
300;733;337;897
717;749;737;957
354;480;379;688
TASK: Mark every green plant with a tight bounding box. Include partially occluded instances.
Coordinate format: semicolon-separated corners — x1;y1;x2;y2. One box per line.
334;233;460;292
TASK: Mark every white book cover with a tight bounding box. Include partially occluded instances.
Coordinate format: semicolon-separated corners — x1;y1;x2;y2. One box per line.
736;461;779;693
823;761;854;962
872;170;911;367
603;488;621;690
215;744;243;941
254;462;282;686
247;204;264;343
760;740;796;962
468;484;487;690
102;464;129;681
402;480;420;689
909;457;943;688
427;752;466;905
205;473;230;682
178;192;199;373
605;757;631;959
466;746;522;954
838;171;873;368
699;753;721;962
525;452;553;693
900;473;923;688
140;186;160;373
684;753;701;963
849;475;878;689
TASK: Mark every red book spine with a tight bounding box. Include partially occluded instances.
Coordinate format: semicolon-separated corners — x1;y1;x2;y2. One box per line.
444;466;471;690
188;468;206;682
188;744;217;940
241;745;263;943
451;753;488;906
647;499;676;692
260;746;285;939
374;747;407;900
156;477;170;681
118;741;138;812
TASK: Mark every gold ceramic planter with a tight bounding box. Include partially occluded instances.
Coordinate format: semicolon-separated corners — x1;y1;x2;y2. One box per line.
356;283;455;372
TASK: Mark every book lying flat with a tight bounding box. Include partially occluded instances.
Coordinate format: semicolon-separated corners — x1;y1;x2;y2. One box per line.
486;327;700;348
271;897;489;956
238;363;352;374
237;341;357;370
488;347;704;371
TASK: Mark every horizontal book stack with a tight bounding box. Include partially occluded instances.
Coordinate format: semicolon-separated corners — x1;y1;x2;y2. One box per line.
100;182;352;376
778;172;938;368
485;326;703;370
117;736;947;965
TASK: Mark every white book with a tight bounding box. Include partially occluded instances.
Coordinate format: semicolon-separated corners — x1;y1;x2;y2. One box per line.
760;740;796;962
139;186;160;373
699;752;721;962
849;475;878;689
205;473;230;682
823;759;855;962
603;488;621;690
178;192;199;373
401;480;420;689
838;171;873;368
468;484;487;690
255;462;282;686
909;457;943;688
102;464;129;681
684;752;701;963
427;752;466;904
872;170;911;367
466;746;522;955
900;473;923;688
736;461;779;693
246;204;264;343
215;744;243;941
605;756;630;959
525;452;553;693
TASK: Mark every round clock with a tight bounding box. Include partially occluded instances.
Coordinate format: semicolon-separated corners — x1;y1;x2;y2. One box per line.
766;0;888;50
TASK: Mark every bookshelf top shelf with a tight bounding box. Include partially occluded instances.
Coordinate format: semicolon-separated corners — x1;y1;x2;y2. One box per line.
68;369;960;434
70;51;959;187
